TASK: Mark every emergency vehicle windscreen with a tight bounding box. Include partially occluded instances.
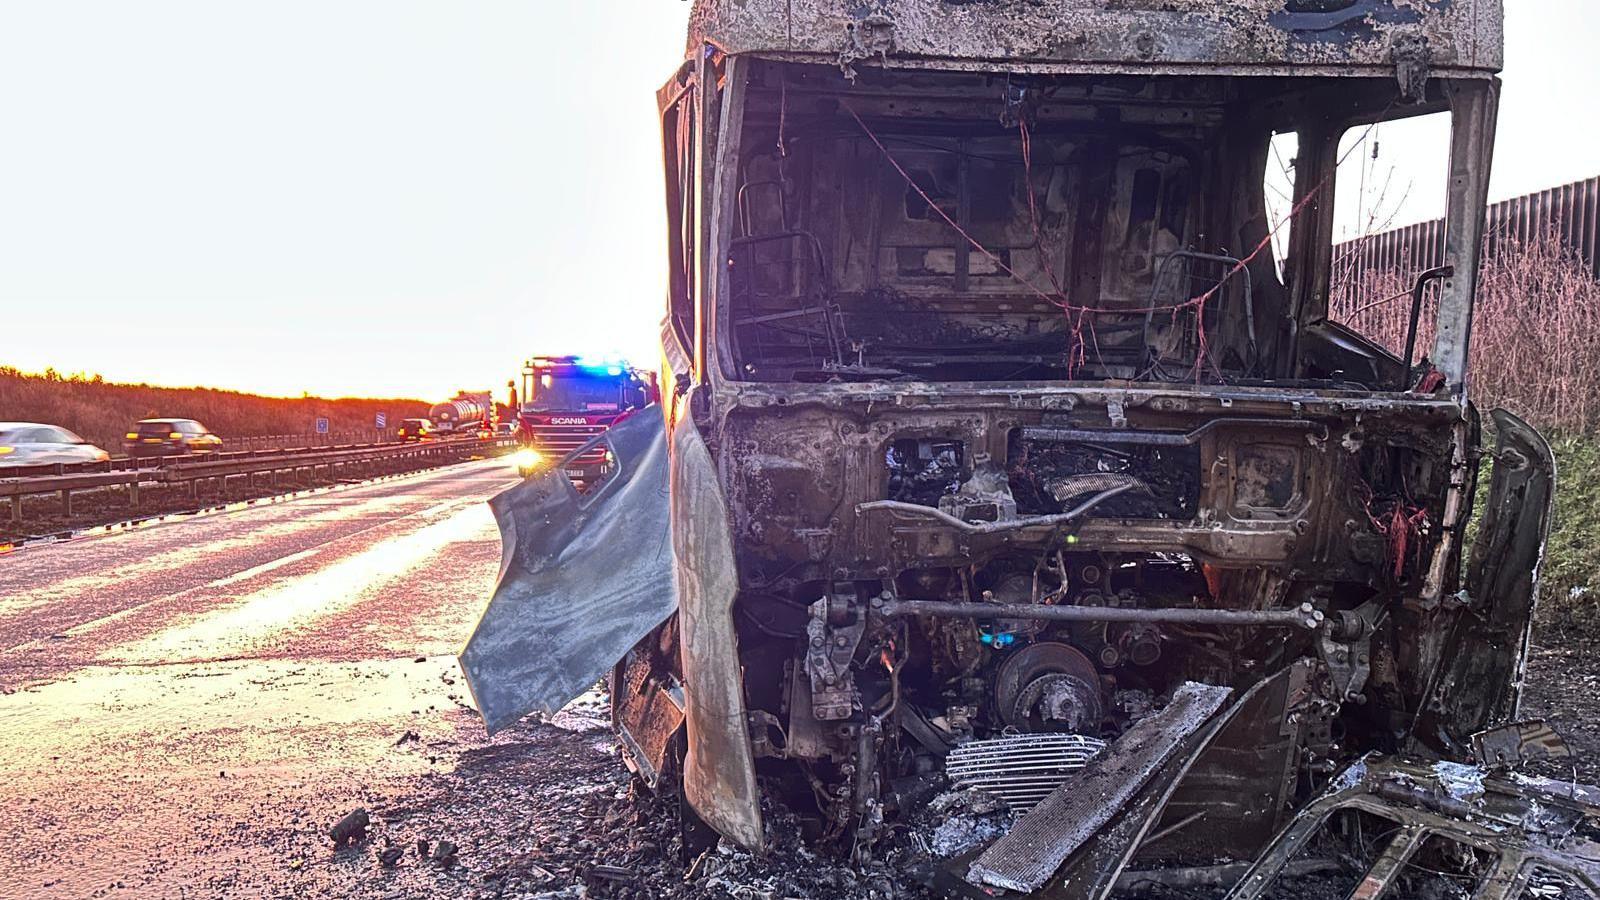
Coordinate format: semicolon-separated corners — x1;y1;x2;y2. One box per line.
524;372;637;413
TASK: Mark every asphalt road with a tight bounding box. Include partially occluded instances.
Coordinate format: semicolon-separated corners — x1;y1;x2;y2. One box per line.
0;459;525;898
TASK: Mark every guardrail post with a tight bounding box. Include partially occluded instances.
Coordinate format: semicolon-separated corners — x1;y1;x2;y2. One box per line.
129;479;139;509
53;463;71;516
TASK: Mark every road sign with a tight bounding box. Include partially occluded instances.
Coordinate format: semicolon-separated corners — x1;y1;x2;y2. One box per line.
375;412;387;429
315;417;329;435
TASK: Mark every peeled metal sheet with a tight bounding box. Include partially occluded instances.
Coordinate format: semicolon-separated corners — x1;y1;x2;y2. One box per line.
669;397;765;850
459;410;674;734
969;682;1234;893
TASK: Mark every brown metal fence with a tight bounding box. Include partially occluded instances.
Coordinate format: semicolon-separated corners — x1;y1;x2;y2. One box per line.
1331;174;1600;433
1336;174;1600;284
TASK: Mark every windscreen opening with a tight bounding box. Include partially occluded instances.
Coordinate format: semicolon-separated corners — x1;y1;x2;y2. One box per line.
1329;112;1453;372
723;61;1469;391
526;374;630;413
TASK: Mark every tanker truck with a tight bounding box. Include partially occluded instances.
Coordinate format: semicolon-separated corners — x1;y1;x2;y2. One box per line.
428;392;494;435
510;356;653;479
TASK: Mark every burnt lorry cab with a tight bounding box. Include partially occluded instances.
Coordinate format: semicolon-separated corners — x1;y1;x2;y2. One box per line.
463;1;1590;896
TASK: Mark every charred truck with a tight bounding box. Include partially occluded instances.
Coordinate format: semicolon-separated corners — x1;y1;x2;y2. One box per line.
465;2;1600;896
511;355;653;478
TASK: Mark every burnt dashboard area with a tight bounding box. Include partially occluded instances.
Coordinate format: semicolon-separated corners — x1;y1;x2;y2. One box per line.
1007;428;1200;520
720;394;1464;593
884;430;1201;521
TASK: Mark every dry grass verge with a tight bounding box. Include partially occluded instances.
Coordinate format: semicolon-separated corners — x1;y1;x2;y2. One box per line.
0;367;428;452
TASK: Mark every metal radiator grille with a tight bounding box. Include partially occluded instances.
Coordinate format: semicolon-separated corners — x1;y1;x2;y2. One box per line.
945;733;1108;812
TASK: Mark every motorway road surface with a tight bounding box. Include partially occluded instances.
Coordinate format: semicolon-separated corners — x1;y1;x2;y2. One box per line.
0;459;540;898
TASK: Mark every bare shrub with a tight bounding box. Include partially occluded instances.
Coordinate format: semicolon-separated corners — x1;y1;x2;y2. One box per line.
1331;225;1600;433
1471;230;1600;432
0;368;430;451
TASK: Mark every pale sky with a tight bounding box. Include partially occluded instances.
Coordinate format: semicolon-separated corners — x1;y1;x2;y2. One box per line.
2;2;1597;400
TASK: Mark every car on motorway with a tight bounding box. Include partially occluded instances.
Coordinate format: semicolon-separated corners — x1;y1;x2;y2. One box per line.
0;422;112;468
124;418;223;458
396;418;433;442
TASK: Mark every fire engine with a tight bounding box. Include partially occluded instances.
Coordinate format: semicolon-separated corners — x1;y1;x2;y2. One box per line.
511;356;653;479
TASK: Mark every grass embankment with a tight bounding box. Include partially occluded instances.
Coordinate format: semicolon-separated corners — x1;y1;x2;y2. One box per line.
1541;434;1600;627
0;367;429;451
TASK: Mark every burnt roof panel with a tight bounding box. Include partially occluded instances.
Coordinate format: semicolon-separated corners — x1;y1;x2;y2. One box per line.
687;0;1503;77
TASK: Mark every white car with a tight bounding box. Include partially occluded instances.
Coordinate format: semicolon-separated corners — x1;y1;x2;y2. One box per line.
0;422;112;468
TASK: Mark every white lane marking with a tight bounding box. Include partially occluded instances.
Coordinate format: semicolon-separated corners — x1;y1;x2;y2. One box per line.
419;498;468;519
0;460;509;587
111;500;498;663
205;548;322;588
203;490;487;590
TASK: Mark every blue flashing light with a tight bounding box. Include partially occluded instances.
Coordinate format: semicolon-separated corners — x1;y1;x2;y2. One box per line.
573;354;628;376
979;632;1017;649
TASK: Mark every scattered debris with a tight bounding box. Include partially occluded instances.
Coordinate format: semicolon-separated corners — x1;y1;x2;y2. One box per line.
930;814;1009;859
377;845;403;868
328;807;369;847
586;864;635;883
1432;759;1488;803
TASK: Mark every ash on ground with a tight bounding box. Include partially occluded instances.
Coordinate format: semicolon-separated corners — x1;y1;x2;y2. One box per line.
317;696;943;899
922;789;1015;859
296;643;1600;899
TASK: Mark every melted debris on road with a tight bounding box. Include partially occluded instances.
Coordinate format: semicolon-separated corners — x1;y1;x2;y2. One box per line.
258;647;1599;899
280;698;942;900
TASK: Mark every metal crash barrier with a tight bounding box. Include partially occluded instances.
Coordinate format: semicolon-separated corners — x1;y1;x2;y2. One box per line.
1;435;515;525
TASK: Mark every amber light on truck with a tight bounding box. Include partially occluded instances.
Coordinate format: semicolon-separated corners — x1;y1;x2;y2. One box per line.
511;448;543;472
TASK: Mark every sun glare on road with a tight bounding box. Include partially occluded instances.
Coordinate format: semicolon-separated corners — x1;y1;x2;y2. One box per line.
115;498;495;664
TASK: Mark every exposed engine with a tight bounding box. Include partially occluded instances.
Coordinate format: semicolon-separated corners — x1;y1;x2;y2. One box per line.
737;544;1310;857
